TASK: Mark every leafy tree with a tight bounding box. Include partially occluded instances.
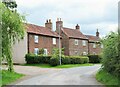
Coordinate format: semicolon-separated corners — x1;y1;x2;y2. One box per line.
1;2;25;72
102;32;120;79
38;48;44;55
2;0;17;9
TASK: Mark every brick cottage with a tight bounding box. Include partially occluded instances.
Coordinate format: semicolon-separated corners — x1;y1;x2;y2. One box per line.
12;18;103;64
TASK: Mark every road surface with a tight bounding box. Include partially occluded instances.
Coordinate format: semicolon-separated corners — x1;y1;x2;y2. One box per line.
15;64;103;85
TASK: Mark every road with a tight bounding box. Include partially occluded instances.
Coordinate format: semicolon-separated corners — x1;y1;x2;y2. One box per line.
15;64;103;85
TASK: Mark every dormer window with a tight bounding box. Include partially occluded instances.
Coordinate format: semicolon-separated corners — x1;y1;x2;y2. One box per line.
75;39;78;45
34;35;38;43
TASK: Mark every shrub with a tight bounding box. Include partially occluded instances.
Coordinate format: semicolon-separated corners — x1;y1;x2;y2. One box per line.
88;55;101;63
25;54;89;66
50;57;59;66
25;54;51;64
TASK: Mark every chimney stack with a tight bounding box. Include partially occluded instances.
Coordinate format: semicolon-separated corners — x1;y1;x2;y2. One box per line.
45;19;52;30
75;24;80;31
96;29;99;37
56;18;63;35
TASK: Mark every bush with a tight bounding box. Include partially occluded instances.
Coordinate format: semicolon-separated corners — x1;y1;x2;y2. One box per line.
25;54;51;64
88;55;101;63
25;54;89;66
50;57;59;66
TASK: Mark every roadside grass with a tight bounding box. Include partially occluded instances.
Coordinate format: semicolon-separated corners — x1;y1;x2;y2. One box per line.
96;69;119;87
1;70;24;86
22;63;94;68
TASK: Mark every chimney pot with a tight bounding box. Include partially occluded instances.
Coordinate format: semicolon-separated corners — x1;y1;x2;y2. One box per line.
96;29;99;37
76;24;80;31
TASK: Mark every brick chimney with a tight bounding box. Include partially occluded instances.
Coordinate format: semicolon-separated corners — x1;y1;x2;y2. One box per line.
75;24;80;31
96;29;99;37
45;19;52;30
56;18;63;35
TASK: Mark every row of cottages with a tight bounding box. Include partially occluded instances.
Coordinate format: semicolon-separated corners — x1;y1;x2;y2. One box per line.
12;18;103;64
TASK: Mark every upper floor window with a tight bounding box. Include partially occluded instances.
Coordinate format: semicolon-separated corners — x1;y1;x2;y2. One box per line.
44;49;48;55
34;48;39;55
82;40;86;46
75;39;78;45
93;43;96;48
34;35;38;43
53;38;56;45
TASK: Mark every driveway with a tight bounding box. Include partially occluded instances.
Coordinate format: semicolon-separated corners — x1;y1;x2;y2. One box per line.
14;64;103;85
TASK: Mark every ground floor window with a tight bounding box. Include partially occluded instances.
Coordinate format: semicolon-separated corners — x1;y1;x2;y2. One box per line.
44;49;48;55
34;48;39;55
83;52;87;55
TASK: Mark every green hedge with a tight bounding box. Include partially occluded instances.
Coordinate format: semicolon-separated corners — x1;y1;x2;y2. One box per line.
88;55;102;63
25;54;51;64
25;54;89;66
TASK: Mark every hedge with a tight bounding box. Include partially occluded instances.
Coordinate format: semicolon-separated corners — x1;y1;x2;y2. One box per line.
25;54;51;64
25;54;89;66
88;55;102;63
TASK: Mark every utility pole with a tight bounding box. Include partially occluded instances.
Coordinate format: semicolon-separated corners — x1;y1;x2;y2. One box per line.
59;24;61;65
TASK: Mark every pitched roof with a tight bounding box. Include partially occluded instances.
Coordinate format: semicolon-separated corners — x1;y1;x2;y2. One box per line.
62;27;88;40
85;35;100;42
25;23;59;37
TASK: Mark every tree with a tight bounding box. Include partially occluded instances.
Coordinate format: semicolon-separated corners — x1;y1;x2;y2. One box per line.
102;32;120;79
1;2;25;72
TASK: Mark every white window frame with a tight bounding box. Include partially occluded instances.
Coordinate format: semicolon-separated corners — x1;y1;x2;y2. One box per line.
44;49;48;55
93;43;96;48
34;35;39;43
101;44;103;48
53;38;56;45
83;52;87;55
34;48;39;55
93;52;96;55
82;40;86;46
75;39;78;45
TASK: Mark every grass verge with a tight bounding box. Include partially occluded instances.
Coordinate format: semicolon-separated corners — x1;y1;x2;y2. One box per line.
23;63;94;68
1;70;24;86
96;69;119;87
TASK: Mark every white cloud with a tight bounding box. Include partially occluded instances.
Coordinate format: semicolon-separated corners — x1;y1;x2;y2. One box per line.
16;0;119;36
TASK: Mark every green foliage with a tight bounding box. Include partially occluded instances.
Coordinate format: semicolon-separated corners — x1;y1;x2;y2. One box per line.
50;48;65;66
25;54;89;66
102;32;120;79
64;56;89;64
96;69;119;86
25;54;51;64
38;48;44;55
1;2;25;72
2;70;24;86
88;55;102;63
2;0;17;9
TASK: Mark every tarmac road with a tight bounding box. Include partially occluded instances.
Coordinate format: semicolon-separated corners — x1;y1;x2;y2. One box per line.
15;64;103;86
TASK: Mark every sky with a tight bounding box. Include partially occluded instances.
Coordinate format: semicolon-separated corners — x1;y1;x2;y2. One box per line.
16;0;119;37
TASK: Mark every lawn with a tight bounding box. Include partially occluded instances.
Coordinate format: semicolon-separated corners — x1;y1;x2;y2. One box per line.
23;63;94;68
96;69;119;87
1;70;24;86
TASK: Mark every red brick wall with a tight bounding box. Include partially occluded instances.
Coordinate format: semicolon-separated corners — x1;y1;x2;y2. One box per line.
28;33;60;55
61;32;69;55
88;42;102;55
68;38;89;56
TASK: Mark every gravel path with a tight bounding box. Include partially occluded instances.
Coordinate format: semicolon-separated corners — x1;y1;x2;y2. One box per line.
13;64;103;86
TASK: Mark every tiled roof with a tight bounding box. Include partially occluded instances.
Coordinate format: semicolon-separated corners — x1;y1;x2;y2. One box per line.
62;27;88;40
25;23;59;37
85;35;100;42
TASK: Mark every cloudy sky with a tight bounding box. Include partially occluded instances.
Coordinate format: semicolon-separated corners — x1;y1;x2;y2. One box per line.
16;0;119;37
